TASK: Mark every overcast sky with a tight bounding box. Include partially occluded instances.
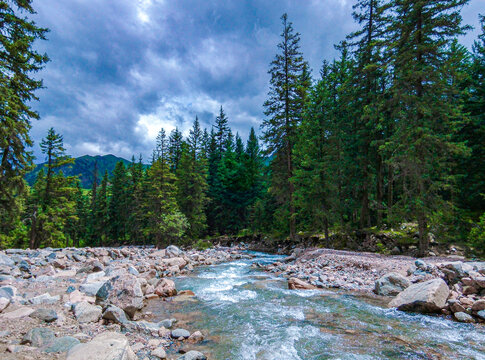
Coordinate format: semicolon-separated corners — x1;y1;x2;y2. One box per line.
30;0;484;162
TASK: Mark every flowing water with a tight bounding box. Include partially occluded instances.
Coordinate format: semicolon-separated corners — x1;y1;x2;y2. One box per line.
148;252;485;360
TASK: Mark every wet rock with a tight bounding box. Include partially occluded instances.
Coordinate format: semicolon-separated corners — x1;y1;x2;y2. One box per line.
96;274;144;318
374;273;411;296
67;331;136;360
177;350;207;360
151;347;167;359
171;328;190;339
44;336;80;353
21;327;55;347
454;312;474;323
30;308;58;323
103;305;129;324
388;278;449;313
187;331;204;343
288;277;316;290
73;301;102;323
155;278;177;297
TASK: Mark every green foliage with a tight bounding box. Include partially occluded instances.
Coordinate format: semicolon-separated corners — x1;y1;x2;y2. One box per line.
469;213;485;254
194;239;211;250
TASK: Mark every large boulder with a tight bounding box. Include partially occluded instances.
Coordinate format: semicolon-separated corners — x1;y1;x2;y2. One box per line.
166;245;182;257
102;305;129;324
374;273;411;296
388;278;449;313
67;332;136;360
155;278;177;297
161;257;187;270
21;327;55;347
288;277;316;290
96;274;144;318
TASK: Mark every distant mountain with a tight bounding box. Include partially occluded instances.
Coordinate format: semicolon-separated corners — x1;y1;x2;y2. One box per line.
26;154;132;189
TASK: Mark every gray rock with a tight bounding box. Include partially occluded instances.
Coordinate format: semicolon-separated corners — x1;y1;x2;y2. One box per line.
177;350;207;360
477;310;485;320
96;274;144;318
0;254;14;267
415;260;427;269
374;273;411;296
127;266;139;276
30;308;58;323
73;301;102;323
0;297;9;312
102;305;129;324
44;336;80;353
79;281;104;296
454;311;474;323
159;318;174;329
388;278;449;313
166;245;182;257
171;328;190;339
29;293;60;305
151;347;167;359
21;327;55;347
67;331;136;360
0;285;17;300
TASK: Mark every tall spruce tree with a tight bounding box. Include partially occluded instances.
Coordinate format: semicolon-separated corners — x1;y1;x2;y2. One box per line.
387;0;470;256
262;13;309;240
0;0;49;237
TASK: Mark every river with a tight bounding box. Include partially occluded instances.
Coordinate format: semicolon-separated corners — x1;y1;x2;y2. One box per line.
147;252;485;359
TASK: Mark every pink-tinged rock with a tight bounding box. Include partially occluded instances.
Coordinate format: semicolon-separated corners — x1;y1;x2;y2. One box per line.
0;297;9;312
471;299;485;312
67;332;136;360
96;274;144;318
288;277;316;290
187;331;204;344
0;306;35;319
450;301;466;313
155;279;177;297
161;257;187;270
388;278;449;313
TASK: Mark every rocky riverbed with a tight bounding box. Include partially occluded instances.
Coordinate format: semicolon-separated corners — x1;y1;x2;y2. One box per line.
0;245;248;359
260;247;485;324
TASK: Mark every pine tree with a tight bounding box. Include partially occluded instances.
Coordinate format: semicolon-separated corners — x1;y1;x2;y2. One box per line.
214;106;230;155
169;128;183;172
109;161;129;243
387;0;470;256
0;0;49;234
262;13;309;240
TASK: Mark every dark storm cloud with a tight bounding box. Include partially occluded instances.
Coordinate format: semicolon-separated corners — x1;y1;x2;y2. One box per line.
29;0;484;161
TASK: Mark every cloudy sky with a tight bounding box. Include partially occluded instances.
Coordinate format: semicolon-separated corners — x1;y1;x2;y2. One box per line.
30;0;484;162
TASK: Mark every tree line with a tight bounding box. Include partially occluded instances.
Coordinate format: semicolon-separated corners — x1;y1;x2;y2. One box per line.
0;0;484;255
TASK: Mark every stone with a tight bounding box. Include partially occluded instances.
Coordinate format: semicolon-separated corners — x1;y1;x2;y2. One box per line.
374;273;411;296
96;274;144;318
0;254;14;267
288;277;316;290
0;297;9;312
388;278;449;313
103;305;129;324
73;301;102;323
44;336;80;353
171;328;190;339
21;327;55;347
450;301;466;313
0;306;35;319
30;308;58;323
471;299;485;312
69;290;94;304
158;326;171;338
415;260;427;269
151;347;167;359
477;310;485;320
178;290;195;296
166;245;182;257
155;278;177;297
0;285;17;299
161;257;187;269
187;331;204;344
127;266;139;276
67;331;136;360
29;293;60;305
454;311;474;323
177;351;207;360
80;281;105;296
159;318;174;328
85;271;106;283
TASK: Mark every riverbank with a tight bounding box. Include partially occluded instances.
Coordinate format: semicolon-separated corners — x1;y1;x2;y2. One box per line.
0;245;247;359
259;247;485;324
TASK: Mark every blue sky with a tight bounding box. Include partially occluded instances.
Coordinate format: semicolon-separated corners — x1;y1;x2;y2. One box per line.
30;0;484;161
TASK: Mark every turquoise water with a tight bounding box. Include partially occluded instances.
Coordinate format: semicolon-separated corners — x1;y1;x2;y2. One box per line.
150;252;485;359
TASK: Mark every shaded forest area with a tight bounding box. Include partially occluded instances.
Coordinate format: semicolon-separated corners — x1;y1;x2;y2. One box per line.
0;0;484;256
